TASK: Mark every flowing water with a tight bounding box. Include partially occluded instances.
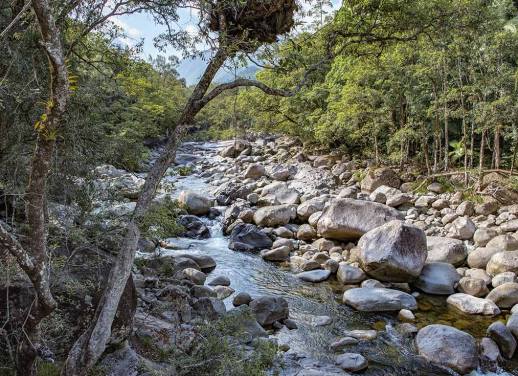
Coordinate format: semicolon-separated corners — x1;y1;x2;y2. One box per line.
150;141;518;376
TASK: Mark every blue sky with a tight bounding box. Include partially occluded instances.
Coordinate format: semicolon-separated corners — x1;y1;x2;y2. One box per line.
112;1;341;83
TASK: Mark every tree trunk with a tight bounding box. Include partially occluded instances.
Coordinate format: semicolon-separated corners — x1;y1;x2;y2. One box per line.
478;129;486;189
469;121;474;168
493;125;501;169
0;1;69;374
423;134;431;175
62;46;230;376
374;134;379;165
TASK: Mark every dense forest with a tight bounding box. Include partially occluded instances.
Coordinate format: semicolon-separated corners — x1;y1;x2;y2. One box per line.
2;0;518;375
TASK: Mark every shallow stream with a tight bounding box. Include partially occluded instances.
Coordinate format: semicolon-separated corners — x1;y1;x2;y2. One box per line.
154;141;518;376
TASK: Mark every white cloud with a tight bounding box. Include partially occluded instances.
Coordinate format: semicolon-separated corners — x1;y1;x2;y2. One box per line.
112;17;141;39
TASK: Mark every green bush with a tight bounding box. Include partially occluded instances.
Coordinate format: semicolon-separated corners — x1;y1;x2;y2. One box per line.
138;196;185;239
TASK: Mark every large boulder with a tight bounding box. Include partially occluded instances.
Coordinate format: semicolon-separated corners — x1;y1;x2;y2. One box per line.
487;322;516;359
415;324;478;374
413;262;460;295
178;190;212;215
467;247;502;269
486;282;518;309
446;293;500;315
297;196;327;221
178;215;210;239
316;198;403;240
342;287;417;311
486;251;518;276
426;236;468;266
360;167;400;193
253;204;297;227
244;164;266;179
229;223;273;252
249;296;289;326
358;220;426;282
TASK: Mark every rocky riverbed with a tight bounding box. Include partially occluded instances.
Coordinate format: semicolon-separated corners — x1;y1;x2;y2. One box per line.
79;137;518;375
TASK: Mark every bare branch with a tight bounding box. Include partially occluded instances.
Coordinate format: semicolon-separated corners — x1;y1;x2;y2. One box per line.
198;78;293;108
0;1;31;40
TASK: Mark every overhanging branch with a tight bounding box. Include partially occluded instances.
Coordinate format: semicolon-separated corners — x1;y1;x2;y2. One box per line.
197;78;293;108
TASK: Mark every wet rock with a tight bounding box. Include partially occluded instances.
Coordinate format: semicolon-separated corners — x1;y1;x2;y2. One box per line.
398;309;415;321
229;223;273;252
416;325;478;374
446;293;500;315
178;215;210;239
342;329;377;341
182;268;206;285
233;292;252;306
330;337;359;351
335;353;368;372
342;287;417;311
358;220;427;282
260;246;291;262
317;198;403;240
178;190;212;215
249;296;289;326
486;282;518;308
253;204;297;227
297;269;332;283
426;236;467;266
312;315;332;327
506;312;518;339
481;337;501;364
208;275;231;287
174;253;216;272
337;263;366;284
413;262;460;295
284;318;298;329
487;322;516;359
213;285;235;299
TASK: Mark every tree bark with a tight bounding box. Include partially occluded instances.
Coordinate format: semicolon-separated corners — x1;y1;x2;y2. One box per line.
478;129;486;189
0;0;69;374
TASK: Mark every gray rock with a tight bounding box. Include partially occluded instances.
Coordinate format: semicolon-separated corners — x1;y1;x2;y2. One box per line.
260;246;291;262
361;167;400;193
506;312;518;339
330;337;359;351
446;293;500;315
213;285;235;299
229;223;273;252
449;216;476;240
413;262;460;295
335;353;368;372
178;190;212;215
253;204;297;227
415;324;478;374
244;164;266;179
480;337;501;363
337;263;366;284
342;287;417;311
297;197;327;221
487;251;518;276
474;227;497;247
297;269;332;283
317;198;403;240
208;275;231;287
487;321;516;359
467;247;502;269
492;272;516;288
456;277;489;297
486;234;518;251
486;282;518;308
249;296;289;326
233;292;252;306
182;268;206;285
358;220;427;282
426;236;468;266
